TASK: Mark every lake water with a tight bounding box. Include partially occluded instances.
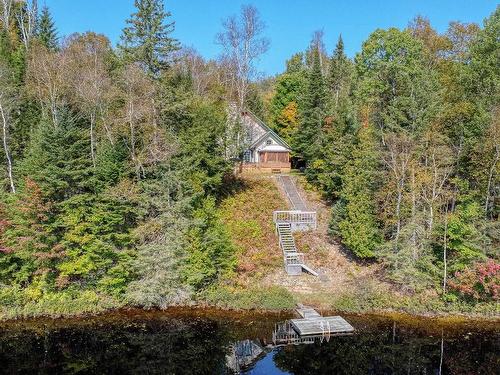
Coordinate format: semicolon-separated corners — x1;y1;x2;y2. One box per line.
0;308;498;374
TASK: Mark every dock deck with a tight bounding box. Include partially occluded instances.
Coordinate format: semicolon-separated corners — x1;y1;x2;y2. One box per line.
290;316;355;336
273;306;355;345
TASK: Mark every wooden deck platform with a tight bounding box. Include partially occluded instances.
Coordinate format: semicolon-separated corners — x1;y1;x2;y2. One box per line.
290;316;355;336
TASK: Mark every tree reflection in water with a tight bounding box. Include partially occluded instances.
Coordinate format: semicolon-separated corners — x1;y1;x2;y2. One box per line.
0;312;498;374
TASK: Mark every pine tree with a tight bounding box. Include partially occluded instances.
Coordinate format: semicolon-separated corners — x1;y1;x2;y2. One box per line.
0;178;56;286
55;192;136;296
314;35;355;199
316;102;356;201
19;111;93;202
37;6;58;51
327;35;352;109
294;46;326;170
119;0;180;76
338;121;381;258
184;197;236;291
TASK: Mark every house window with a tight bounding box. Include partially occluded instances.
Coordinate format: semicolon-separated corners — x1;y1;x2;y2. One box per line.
266;139;272;145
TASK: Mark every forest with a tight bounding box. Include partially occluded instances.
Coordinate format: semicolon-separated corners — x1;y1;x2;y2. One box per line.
0;0;498;317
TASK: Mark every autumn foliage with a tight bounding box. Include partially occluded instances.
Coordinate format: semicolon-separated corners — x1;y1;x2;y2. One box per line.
449;260;500;301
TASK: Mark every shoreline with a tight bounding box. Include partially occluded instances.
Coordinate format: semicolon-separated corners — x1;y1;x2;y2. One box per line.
1;301;499;326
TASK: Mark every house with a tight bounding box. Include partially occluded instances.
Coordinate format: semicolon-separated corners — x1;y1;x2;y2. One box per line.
240;110;292;172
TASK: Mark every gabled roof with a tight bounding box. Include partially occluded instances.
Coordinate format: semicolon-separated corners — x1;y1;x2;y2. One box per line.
243;109;291;150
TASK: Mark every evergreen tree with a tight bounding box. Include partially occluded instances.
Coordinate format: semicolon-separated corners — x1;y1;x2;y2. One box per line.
37;6;58;50
294;45;326;172
327;35;352;109
314;35;355;200
315;102;356;201
184;197;236;291
175;101;231;203
338;122;382;258
286;52;305;73
19;112;94;202
0;179;55;287
244;83;266;120
119;0;180;76
55;192;136;296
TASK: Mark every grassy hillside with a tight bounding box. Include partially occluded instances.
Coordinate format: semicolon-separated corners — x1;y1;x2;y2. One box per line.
213;172;499;317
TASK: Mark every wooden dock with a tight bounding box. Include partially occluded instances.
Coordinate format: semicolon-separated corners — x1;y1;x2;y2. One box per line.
293;305;354;336
291;316;354;336
273;306;354;345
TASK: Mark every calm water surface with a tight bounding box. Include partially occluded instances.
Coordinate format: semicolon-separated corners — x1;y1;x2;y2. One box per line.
0;308;498;374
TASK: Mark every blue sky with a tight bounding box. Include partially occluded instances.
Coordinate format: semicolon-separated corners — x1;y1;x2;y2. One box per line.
45;0;497;76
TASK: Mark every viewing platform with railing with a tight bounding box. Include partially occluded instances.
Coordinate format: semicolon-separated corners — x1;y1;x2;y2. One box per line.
273;210;317;231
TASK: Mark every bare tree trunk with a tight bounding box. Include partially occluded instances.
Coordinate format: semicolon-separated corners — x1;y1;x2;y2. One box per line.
429;204;434;236
442;207;448;295
395;183;403;245
99;103;114;145
127;101;142;179
16;0;38;49
410;165;417;255
439;329;444;375
484;144;499;217
0;0;13;31
50;98;58;128
90;111;96;168
0;101;15;193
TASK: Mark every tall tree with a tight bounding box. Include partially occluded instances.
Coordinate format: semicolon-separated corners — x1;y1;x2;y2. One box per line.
37;5;57;50
216;4;269;109
0;0;13;31
0;61;16;193
269;54;306;143
65;32;113;167
119;0;179;76
338;120;381;258
316;102;355;201
16;0;38;50
327;35;352;109
116;63;157;178
313;35;355;199
294;44;326;170
26;42;67;126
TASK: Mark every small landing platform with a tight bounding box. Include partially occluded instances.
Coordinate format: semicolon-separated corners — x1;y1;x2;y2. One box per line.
296;307;321;319
290;316;354;336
